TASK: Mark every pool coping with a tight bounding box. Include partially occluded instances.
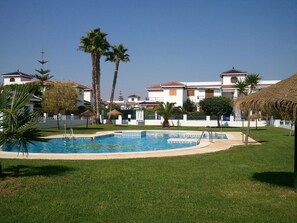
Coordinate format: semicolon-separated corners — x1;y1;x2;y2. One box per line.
0;131;260;160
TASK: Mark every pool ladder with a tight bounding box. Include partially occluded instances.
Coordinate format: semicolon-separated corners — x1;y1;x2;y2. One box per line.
197;130;205;144
63;124;75;139
207;126;214;143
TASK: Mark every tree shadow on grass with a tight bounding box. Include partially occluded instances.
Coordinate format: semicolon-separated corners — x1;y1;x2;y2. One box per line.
252;171;294;188
1;165;76;179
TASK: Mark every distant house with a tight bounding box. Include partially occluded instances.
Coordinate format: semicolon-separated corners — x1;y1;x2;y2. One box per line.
2;70;34;85
1;71;39;112
1;71;93;108
146;67;280;109
126;94;142;109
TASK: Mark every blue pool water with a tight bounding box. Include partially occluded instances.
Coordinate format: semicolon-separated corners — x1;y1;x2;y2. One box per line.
2;131;227;154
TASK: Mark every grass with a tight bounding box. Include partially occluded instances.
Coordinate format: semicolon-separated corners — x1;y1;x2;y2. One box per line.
1;126;297;222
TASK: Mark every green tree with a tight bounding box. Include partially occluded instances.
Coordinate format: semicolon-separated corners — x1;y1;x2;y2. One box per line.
156;102;181;127
41;82;77;129
79;28;110;124
32;50;53;86
106;44;130;122
0;84;45;156
199;96;233;127
183;98;196;113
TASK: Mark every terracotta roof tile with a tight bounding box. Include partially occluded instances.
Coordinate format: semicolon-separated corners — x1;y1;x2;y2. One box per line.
161;81;185;87
146;84;162;89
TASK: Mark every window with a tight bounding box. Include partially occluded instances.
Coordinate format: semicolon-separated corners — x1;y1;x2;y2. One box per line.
231;77;238;83
205;89;214;98
187;89;195;96
10;78;15;82
169;89;176;96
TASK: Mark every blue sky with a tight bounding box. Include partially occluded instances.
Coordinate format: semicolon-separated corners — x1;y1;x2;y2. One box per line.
0;0;296;100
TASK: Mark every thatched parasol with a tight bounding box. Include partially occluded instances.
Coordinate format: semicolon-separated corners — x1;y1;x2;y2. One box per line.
80;110;95;128
235;73;297;114
107;109;122;117
235;72;297;189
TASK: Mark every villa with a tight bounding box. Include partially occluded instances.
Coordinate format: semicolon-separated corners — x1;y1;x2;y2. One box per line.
146;67;279;108
1;70;93;108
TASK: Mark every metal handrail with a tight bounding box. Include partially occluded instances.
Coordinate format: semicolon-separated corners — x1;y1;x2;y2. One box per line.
197;130;205;144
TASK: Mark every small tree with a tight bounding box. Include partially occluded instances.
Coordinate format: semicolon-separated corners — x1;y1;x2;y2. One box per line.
199;96;233;127
183;98;196;113
42;82;77;129
0;84;45;175
156;102;181;127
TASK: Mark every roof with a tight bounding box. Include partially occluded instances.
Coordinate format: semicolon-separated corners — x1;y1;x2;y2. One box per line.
2;71;33;79
70;81;92;90
161;81;185;88
221;67;247;74
220;67;247;77
128;94;141;98
146;84;162;90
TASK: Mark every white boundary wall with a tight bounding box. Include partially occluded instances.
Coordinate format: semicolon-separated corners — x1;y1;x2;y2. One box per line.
113;115;267;128
38;119;87;129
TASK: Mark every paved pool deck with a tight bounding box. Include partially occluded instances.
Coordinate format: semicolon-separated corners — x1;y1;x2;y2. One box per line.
0;131;260;160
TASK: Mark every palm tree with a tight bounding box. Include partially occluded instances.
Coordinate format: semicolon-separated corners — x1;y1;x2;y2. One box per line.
234;79;248;140
244;73;262;144
235;79;248;97
156;102;177;127
245;73;261;94
79;28;110;124
106;44;130;122
0;84;45;175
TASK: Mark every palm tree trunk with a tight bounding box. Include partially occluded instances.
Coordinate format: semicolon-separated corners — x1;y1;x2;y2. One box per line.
294;117;297;191
245;111;251;145
95;54;101;124
108;62;120;123
91;53;97;124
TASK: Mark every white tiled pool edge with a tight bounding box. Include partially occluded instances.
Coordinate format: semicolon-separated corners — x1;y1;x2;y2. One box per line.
0;131;259;160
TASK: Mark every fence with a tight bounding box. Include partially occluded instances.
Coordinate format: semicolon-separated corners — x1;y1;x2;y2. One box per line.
106;113;268;128
38;114;87;129
39;113;291;129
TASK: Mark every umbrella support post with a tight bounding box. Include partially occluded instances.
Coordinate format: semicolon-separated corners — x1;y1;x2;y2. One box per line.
294;120;297;191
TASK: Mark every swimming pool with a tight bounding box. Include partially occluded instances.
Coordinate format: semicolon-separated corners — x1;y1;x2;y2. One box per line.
2;131;227;154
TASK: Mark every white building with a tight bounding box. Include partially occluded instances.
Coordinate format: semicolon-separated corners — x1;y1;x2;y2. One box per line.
3;70;33;85
1;71;93;108
146;68;279;108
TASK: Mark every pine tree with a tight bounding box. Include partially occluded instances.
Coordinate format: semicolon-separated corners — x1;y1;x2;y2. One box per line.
118;90;124;101
32;50;53;85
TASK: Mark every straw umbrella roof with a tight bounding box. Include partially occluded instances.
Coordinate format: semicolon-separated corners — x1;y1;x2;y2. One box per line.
235;73;297;116
80;109;95;117
107;109;122;117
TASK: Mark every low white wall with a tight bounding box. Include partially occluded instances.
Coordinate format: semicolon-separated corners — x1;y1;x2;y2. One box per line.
38;119;87;129
110;115;267;128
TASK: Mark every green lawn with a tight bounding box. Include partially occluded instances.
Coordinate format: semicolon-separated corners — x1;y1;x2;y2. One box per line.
1;126;297;223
